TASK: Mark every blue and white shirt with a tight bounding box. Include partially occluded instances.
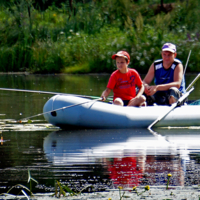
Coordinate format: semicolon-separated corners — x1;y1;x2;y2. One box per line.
154;59;186;93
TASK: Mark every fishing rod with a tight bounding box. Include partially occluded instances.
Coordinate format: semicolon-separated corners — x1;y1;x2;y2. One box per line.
186;73;200;91
0;87;113;101
148;86;194;131
17;97;103;123
183;50;191;75
148;72;200;131
0;88;96;98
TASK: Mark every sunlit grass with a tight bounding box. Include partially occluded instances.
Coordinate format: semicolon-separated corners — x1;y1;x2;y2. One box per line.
0;0;200;73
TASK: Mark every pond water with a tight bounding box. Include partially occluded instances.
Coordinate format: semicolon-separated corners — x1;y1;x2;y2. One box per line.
0;73;200;195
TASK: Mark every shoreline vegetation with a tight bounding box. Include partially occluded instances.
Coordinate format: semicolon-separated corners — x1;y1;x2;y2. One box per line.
0;0;199;74
1;170;200;200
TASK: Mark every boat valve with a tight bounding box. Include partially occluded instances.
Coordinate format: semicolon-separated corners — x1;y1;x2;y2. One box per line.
51;111;57;117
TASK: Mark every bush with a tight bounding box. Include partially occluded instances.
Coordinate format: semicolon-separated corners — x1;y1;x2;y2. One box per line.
0;0;199;73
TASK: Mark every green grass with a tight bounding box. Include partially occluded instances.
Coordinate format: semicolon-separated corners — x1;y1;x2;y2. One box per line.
0;0;200;74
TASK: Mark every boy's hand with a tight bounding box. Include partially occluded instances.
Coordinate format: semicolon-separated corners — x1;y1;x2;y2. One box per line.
101;95;106;101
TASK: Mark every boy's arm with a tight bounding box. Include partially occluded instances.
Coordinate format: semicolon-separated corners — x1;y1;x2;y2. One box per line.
101;88;112;101
136;84;145;97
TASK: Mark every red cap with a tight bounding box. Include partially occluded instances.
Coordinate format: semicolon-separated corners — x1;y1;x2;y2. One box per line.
111;51;130;62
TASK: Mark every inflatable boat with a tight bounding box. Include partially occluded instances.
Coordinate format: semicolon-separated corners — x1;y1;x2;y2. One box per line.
43;95;200;129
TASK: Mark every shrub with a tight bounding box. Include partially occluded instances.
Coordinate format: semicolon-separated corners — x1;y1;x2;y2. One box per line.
0;0;199;73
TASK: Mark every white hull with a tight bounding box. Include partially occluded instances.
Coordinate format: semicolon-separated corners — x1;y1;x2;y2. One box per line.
43;95;200;129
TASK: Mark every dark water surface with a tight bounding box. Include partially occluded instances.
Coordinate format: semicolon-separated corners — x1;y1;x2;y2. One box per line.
0;73;200;195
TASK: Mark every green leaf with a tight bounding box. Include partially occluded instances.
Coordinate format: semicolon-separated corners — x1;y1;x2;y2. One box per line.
27;119;32;124
28;169;31;183
56;181;66;197
31;177;38;184
62;185;75;195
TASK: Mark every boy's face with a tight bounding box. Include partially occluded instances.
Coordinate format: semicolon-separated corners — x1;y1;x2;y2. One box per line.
116;56;128;73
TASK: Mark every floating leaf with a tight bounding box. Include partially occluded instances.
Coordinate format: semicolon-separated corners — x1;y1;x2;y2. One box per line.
27;120;32;124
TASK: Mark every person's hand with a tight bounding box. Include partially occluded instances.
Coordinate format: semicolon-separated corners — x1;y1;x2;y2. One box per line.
144;85;150;95
144;85;157;96
146;85;157;96
101;95;106;101
144;85;153;95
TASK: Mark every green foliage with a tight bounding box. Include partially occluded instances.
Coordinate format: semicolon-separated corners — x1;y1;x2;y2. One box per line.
132;185;150;197
53;180;94;198
5;169;38;198
0;0;200;73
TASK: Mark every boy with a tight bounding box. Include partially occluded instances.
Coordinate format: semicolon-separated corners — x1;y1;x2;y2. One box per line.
101;50;146;106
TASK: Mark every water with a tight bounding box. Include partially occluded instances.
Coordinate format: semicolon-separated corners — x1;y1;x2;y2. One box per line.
0;73;200;195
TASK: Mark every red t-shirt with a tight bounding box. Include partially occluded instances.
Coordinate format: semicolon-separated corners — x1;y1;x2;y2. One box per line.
107;68;143;100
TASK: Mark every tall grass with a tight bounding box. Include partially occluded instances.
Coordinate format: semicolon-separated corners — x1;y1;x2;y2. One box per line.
0;0;199;73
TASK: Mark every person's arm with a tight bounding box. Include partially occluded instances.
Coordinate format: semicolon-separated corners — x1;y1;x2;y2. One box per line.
102;72;116;101
136;84;144;98
143;63;155;95
101;88;112;101
128;83;145;107
143;63;155;86
173;63;184;88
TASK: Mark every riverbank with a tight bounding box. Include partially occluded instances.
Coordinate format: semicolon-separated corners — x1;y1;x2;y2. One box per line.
2;186;200;199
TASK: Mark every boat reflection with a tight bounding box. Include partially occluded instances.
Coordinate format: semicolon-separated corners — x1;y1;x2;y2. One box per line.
43;128;200;188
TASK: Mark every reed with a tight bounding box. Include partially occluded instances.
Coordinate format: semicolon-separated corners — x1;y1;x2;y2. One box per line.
53;180;94;198
3;169;38;198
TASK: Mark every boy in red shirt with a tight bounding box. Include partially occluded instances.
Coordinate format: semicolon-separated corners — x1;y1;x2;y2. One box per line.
101;51;146;106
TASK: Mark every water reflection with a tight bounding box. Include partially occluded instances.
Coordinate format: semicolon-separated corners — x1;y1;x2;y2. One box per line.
44;128;200;188
0;73;200;194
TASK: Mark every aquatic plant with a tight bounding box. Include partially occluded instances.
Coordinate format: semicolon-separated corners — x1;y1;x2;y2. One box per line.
166;173;172;190
2;169;38;198
53;180;94;198
6;184;33;198
28;168;38;193
0;134;3;145
118;186;125;200
132;185;150;196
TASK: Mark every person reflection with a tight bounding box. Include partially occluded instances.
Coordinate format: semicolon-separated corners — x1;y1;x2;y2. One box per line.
106;154;184;188
106;152;146;188
142;155;184;187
